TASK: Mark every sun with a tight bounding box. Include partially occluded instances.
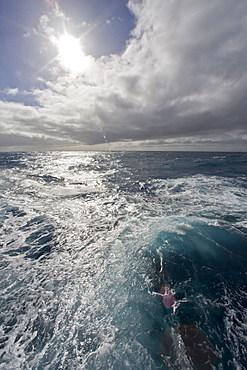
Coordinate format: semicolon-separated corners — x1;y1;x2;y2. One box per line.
55;33;89;73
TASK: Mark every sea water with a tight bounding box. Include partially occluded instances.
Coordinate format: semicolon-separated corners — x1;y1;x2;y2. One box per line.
0;151;246;369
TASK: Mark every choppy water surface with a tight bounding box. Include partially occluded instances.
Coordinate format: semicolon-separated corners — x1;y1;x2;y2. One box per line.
0;151;246;369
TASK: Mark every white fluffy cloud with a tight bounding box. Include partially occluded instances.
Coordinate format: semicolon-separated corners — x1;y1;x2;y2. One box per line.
1;0;247;151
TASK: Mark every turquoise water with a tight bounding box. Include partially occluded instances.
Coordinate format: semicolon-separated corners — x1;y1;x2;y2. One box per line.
0;151;246;369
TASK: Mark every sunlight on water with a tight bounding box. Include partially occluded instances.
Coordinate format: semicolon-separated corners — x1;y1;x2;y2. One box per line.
0;152;246;369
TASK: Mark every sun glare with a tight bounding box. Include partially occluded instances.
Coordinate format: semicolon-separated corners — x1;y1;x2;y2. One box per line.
55;34;89;73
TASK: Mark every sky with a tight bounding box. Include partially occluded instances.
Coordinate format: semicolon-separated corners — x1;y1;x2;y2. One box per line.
0;0;247;152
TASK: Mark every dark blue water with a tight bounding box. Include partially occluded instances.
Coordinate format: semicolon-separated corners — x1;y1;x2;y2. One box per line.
0;151;246;369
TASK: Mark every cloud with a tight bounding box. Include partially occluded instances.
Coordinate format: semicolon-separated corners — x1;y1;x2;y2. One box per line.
1;0;247;151
4;88;19;95
43;0;59;9
110;0;247;149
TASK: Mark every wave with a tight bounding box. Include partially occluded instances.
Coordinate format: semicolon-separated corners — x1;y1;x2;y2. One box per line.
0;152;246;369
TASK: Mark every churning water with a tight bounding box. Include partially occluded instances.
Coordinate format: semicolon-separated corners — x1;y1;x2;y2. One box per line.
0;151;246;369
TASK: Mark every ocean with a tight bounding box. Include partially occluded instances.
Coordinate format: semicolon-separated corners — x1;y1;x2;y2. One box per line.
0;151;246;370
